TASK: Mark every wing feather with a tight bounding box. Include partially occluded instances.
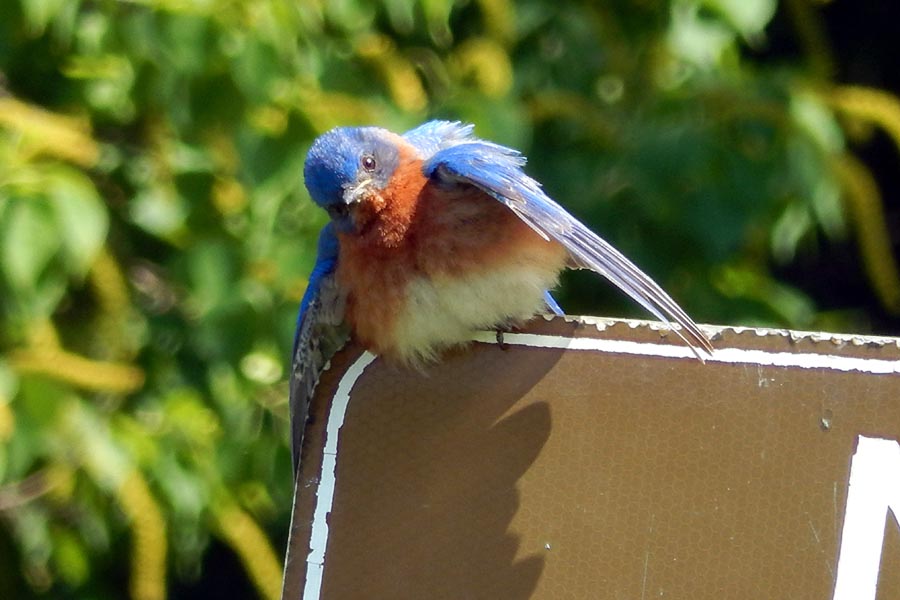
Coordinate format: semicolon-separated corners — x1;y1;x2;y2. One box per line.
289;223;348;474
422;139;713;356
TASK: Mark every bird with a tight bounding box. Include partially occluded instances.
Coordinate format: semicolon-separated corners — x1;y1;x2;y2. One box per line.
290;120;713;473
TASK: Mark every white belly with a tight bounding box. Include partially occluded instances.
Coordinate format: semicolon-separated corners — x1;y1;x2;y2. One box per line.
390;263;561;363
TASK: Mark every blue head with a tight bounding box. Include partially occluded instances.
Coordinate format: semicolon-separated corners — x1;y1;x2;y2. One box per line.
303;127;401;233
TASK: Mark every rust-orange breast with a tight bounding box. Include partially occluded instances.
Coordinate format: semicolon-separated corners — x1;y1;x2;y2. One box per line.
337;150;567;360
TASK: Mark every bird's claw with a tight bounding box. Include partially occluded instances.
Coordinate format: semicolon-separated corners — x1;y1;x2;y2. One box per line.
495;329;509;351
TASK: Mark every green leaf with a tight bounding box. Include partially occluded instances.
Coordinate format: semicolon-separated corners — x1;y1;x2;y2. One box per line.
53;528;90;586
47;167;109;278
0;359;17;401
790;91;845;154
129;186;188;240
0;199;61;292
185;240;238;318
702;0;777;39
668;2;736;68
19;0;70;35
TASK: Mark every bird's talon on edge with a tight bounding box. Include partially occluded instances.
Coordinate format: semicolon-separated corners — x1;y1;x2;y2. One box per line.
495;329;510;351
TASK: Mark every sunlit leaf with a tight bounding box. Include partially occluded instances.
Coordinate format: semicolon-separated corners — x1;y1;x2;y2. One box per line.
129;187;188;240
702;0;777;39
0;200;61;293
19;0;69;35
790;91;845;154
52;529;90;586
46;167;109;278
668;2;736;69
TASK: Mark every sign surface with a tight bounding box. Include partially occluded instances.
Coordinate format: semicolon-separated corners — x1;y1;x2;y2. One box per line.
282;317;900;599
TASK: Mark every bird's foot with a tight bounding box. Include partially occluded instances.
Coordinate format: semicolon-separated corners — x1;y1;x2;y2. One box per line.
495;329;509;351
494;323;523;351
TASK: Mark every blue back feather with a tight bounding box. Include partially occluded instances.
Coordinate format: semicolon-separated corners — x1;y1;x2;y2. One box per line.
402;121;475;157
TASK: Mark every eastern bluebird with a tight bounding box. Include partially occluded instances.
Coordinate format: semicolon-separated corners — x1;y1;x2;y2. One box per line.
290;120;712;471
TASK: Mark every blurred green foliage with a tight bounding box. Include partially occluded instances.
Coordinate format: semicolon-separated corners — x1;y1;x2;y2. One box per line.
0;0;899;598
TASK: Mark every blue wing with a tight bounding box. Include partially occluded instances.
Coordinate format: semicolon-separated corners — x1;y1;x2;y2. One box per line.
284;225;346;597
543;290;564;316
289;223;348;473
415;123;712;356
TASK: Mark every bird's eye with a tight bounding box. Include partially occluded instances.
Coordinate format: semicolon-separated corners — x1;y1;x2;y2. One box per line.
361;154;377;172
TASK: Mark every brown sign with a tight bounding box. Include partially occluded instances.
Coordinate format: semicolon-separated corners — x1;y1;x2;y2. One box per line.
281;316;900;599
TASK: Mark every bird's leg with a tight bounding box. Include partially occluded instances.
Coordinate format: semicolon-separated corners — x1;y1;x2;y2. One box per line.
495;328;509;351
494;321;524;351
